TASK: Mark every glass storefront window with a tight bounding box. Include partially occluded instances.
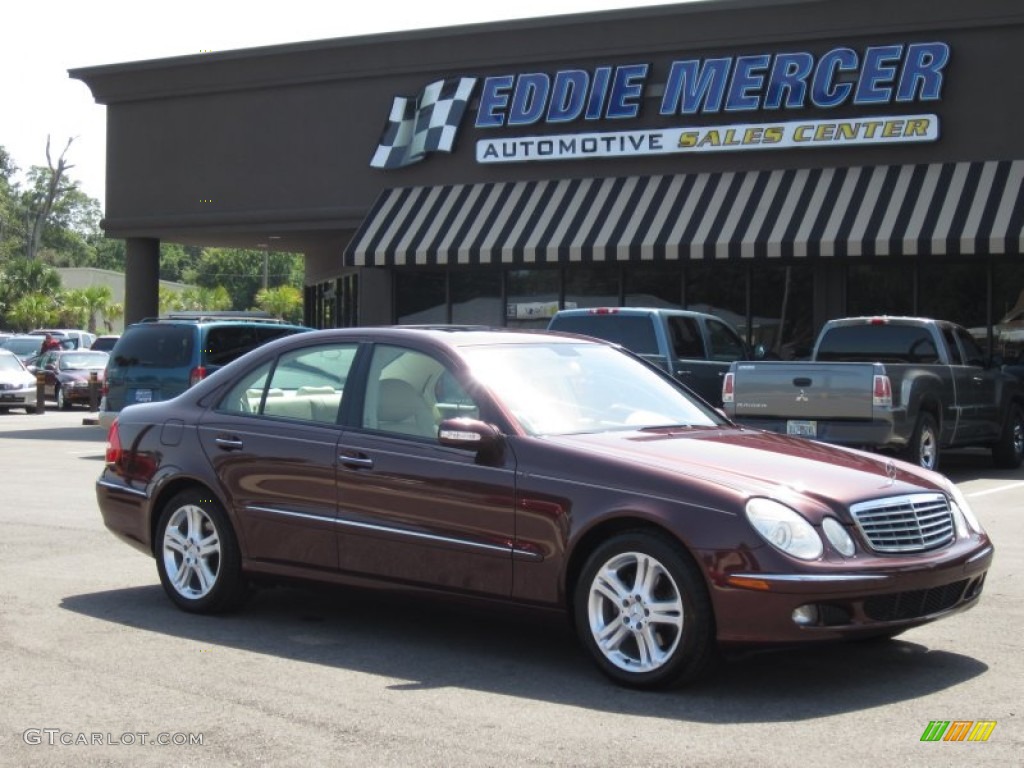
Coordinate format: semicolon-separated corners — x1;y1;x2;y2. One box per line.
749;264;814;359
916;261;988;329
396;270;446;324
564;265;621;309
506;268;560;328
451;269;503;326
991;262;1024;361
684;262;749;344
846;263;915;317
625;265;683;308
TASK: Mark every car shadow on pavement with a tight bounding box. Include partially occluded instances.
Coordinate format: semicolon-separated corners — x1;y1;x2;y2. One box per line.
61;581;987;721
0;425;106;441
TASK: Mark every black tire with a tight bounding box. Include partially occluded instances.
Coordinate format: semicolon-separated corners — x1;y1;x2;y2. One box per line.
573;531;717;689
992;402;1024;469
56;386;71;410
905;413;940;471
154;490;247;614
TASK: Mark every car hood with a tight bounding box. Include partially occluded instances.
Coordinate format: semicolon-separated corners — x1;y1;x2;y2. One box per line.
543;426;942;510
0;370;34;386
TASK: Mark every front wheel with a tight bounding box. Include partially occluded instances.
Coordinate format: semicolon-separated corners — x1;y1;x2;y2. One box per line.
155;490;247;614
573;531;717;689
56;386;70;410
905;413;940;471
993;402;1024;469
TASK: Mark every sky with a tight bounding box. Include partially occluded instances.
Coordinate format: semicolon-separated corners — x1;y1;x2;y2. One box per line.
1;0;689;208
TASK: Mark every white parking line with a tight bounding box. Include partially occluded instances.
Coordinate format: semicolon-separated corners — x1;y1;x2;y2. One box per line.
965;482;1024;498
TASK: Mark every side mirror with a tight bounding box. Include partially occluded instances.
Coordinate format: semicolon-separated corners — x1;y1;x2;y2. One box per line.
438;417;503;455
753;344;767;360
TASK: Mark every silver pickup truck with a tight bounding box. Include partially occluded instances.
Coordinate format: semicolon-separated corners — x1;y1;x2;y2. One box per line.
722;316;1024;471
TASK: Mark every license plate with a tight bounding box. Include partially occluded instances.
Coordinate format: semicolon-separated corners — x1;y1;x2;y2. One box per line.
132;389;153;404
786;420;817;438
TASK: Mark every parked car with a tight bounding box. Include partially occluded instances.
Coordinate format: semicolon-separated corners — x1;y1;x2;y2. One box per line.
1;334;47;364
723;316;1024;471
34;349;109;410
29;328;96;349
99;313;310;427
89;334;120;353
547;307;753;404
0;349;38;414
96;327;993;689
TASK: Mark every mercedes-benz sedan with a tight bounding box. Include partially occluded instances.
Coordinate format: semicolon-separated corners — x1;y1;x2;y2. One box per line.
96;327;993;688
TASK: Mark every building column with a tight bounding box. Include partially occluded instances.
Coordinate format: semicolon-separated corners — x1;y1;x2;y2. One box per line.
124;237;160;324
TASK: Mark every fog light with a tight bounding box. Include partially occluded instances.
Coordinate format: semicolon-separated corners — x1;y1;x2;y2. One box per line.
792;605;819;626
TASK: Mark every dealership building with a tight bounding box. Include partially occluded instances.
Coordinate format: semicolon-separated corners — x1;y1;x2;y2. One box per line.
71;0;1024;356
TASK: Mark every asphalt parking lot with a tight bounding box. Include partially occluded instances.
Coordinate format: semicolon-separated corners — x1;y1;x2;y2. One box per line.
1;406;1021;767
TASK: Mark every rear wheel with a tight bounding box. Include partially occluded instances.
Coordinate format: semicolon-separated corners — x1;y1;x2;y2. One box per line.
993;402;1024;469
905;413;940;471
573;531;717;689
155;490;247;614
56;386;70;410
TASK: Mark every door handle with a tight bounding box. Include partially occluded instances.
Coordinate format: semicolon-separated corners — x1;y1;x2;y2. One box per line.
339;452;374;469
214;436;244;451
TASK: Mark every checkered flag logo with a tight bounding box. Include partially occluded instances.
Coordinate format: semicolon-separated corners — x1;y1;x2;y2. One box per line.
370;77;477;169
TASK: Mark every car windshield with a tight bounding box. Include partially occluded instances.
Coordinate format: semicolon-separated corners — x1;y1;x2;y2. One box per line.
59;352;108;370
462;341;723;436
2;338;43;355
0;354;25;372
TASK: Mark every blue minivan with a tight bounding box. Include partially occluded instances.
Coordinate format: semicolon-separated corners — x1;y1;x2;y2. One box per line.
99;313;309;427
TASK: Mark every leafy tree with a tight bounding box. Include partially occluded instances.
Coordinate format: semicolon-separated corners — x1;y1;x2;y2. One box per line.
7;293;57;330
255;285;303;324
171;285;232;312
23;136;77;261
191;248;303;311
0;258;62;326
0;146;26;262
56;288;92;329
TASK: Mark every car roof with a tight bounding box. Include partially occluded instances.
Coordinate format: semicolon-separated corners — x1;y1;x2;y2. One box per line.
282;325;592;349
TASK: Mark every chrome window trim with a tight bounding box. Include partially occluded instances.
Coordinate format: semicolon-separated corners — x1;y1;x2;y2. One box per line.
245;504;531;559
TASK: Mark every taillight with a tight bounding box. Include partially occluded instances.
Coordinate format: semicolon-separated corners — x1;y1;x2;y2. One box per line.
722;372;735;404
189;366;207;387
588;308;619;315
873;374;892;407
105;420;122;466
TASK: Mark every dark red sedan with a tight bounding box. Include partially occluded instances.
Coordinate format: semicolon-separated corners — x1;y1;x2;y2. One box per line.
35;349;108;409
96;327;993;688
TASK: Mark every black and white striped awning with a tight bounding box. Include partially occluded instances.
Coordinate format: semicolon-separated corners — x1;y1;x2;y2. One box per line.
344;160;1024;266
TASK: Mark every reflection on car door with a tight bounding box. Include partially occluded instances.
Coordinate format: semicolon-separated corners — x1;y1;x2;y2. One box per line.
336;344;516;597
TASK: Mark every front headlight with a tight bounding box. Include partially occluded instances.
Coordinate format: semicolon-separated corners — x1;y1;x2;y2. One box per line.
948;483;985;536
745;498;823;560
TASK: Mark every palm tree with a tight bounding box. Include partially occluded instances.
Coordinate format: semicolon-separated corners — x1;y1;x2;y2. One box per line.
255;285;303;323
8;293;57;330
81;284;114;334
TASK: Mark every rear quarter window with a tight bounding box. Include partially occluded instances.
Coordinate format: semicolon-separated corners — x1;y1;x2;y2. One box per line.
111;326;195;367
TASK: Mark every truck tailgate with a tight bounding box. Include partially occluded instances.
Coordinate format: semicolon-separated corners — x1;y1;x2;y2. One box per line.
731;362;876;420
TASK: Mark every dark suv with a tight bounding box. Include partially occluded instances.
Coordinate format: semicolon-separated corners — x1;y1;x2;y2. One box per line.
99;313;309;427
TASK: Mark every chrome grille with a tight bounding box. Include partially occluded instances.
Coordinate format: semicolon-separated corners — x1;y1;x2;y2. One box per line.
850;493;954;553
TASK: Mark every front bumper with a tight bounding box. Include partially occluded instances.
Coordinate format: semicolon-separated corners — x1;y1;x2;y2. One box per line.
706;543;993;644
0;388;37;407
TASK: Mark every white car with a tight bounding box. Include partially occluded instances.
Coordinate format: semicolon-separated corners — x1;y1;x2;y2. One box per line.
0;349;38;413
29;329;97;350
